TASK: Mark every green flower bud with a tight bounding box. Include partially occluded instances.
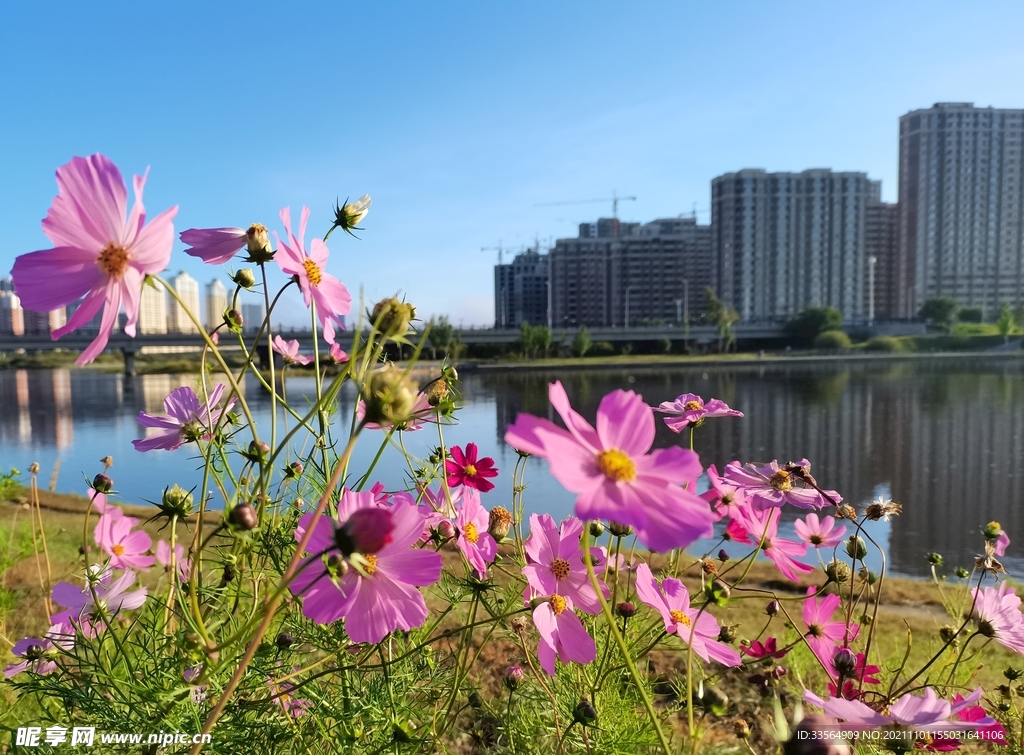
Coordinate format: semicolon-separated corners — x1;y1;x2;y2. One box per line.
984;521;1003;539
232;268;257;289
371;297;416;338
826;559;851;583
927;552;944;566
589;520;605;538
845;535;868;560
160;484;194;518
362;366;420;427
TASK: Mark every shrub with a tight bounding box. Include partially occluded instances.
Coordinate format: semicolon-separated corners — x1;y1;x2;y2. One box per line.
813;329;851;350
864;335;904;352
589;341;616;357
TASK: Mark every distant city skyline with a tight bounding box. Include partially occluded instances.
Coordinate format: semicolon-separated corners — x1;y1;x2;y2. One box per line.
3;1;1024;327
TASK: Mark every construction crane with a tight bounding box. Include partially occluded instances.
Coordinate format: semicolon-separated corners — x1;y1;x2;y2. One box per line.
534;190;637;219
481;241;510;265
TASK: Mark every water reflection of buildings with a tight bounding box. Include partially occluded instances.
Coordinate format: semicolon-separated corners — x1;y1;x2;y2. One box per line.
0;369;75;449
482;362;1024;577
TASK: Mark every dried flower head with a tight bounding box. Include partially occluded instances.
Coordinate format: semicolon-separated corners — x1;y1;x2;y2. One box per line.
863;496;901;522
487;506;513;541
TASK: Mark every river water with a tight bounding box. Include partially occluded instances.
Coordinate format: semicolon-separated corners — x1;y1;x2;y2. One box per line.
2;359;1023;578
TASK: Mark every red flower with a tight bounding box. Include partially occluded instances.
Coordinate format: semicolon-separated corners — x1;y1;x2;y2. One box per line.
741;636;788;660
445;443;498;492
827;653;881;699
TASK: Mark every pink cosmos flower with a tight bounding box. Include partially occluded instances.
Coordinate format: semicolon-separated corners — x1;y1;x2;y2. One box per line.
272;335;313;366
741;637;788;660
133;384;235;452
275;207;351;344
731;503;814;582
329;342;349;364
522;514;608;614
445;443;499;493
995;529;1011;557
91;492;128;521
454;489;498;578
3;625;66;678
532;595;597;675
970;582;1024;653
794;513;847;549
802;588;859;673
289;489;443;643
11;154;177;365
180;227;248;264
155;540;191;582
724;459;841;511
634;563;741;666
50;569;148;627
951;692;1006;743
504;381;717;552
267;674;313;718
95;514;154;570
655;393;743;432
804;688;988;732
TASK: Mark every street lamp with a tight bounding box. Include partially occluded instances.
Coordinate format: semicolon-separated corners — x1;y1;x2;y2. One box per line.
625;285;635;328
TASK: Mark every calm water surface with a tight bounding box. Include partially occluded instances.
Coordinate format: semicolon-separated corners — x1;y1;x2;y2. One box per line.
2;360;1023;578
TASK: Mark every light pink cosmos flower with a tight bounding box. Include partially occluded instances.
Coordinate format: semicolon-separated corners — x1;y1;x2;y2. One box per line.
532;595;597;675
289;489;443;644
455;489;498;578
504;381;717;552
970;581;1024;653
794;513;847;549
634;563;741;666
133;384;235;452
95;514;154;570
155;540;191;582
655;393;743;432
50;570;148;627
724;459;841;511
329;342;349;364
91;492;128;522
804;688;989;732
179;225;271;265
267;673;313;719
11;154;177;365
522;514;608;614
802;587;859;673
272;335;313;366
731;503;814;582
995;529;1011;557
275;207;351;345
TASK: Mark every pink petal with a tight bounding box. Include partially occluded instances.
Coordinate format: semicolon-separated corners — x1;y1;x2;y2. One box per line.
595;390;655;457
128;204;177;272
11;246;103;312
548;381;601;451
44;154;127;250
556;610;597;665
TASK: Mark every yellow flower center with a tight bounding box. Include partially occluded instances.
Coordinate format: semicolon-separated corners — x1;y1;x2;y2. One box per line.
806;623;822;638
97;243;130;278
596;449;636;482
550;558;571;580
464;464;478;477
684;400;702;411
463;522;479;544
302;258;322;287
362;554;378;576
769;470;792;491
549;594;567;616
670;610;691;627
111;544;126;556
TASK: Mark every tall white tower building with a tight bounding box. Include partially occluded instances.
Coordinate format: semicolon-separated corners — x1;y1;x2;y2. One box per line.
170;271;201;334
139;284;168;334
205;279;228;331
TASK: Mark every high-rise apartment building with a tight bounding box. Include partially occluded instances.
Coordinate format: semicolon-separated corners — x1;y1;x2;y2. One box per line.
169;271;200;334
494;248;549;328
547;216;712;328
23;307;66;335
710;169;877;321
0;291;24;336
139;284;168;334
205;279;228;331
865;200;899;320
897;103;1024;317
241;301;266;334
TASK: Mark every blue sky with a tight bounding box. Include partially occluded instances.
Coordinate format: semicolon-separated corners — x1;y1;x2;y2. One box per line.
2;1;1023;327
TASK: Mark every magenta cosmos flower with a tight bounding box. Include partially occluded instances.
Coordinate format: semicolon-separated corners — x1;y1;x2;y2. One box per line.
970;581;1024;653
724;459;841;511
180;224;269;265
133;384;235;452
445;442;499;493
802;587;859;673
50;569;148;627
655;393;743;432
730;503;814;582
454;489;498;578
289;489;443;643
522;514;608;613
504;381;716;552
275;207;351;344
272;335;313;366
94;514;154;570
794;513;847;549
634;563;741;666
11;154;177;365
532;595;597;675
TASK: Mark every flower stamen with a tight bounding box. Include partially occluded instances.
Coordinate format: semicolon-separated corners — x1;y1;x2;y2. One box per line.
463;522;479;544
549;594;567;616
769;470;793;491
302;258;322;287
97;243;130;278
550;558;571;580
596;449;637;482
670;609;691;627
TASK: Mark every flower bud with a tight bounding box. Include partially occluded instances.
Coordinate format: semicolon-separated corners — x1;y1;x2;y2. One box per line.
371;297;417;338
488;506;513;541
504;665;524;691
333;195;371;235
926;552;944;566
283;461;304;479
161;484;195;518
228;503;258;531
616;602;636;618
246;440;270;462
573;698;597;726
224;308;243;333
845;535;867;561
608;521;633;537
954;566;969;579
362;366;419;426
221;564;235;583
766;600;780;616
836;504;857;520
275;632;293;650
718;624;738;644
1005;667;1024;681
509;616;528;634
832;648;857;676
24;644;45;661
243;225;274;263
437;521;456;540
424;378;450;407
985;521;1003;539
28;462;40;475
92;473;113;493
588;520;605;538
826;559;851;584
939;624;958;644
718;549;730;562
857;567;878;585
232;268;257;289
335;509;395;557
